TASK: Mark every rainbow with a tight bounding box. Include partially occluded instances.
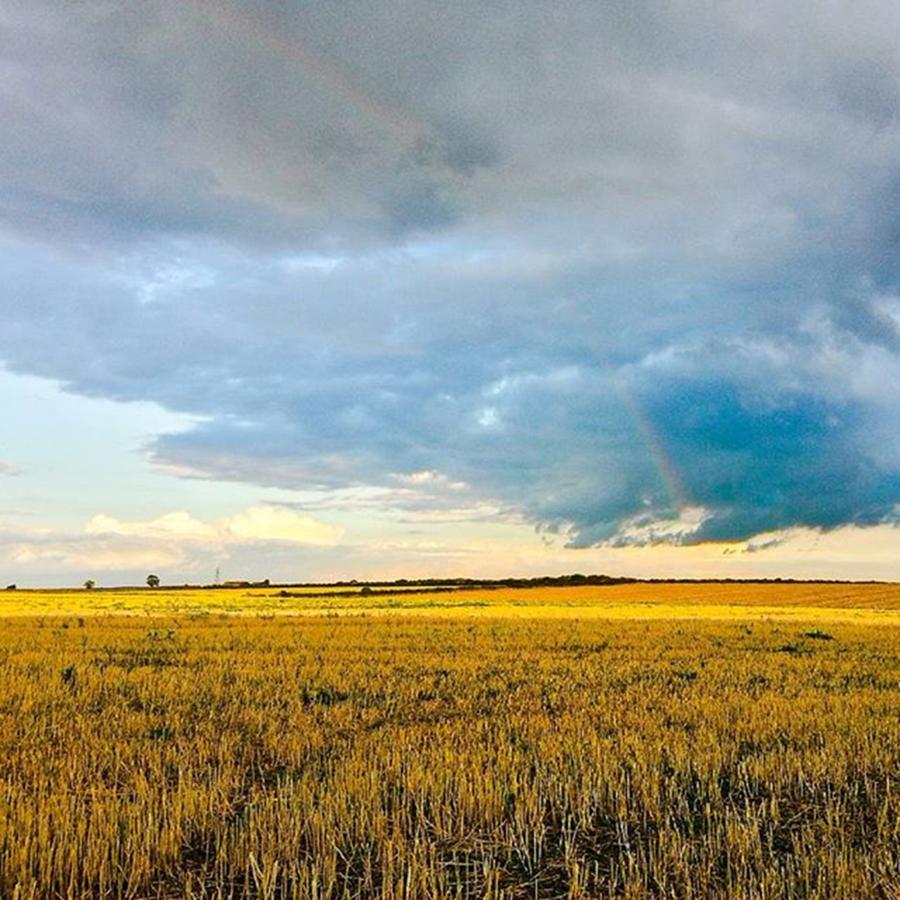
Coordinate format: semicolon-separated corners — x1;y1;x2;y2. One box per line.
179;2;688;519
185;0;424;147
615;379;688;512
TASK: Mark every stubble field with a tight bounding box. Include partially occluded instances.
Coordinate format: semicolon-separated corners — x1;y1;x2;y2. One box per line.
1;582;899;898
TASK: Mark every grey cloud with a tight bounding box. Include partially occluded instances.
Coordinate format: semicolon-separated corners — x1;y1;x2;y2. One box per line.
2;1;900;548
3;0;899;255
742;537;787;554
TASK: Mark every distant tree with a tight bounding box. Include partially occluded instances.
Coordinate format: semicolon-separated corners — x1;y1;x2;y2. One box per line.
146;574;160;588
83;579;95;590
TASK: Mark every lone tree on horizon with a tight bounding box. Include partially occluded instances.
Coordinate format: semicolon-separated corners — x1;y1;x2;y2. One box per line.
146;574;160;588
83;579;95;590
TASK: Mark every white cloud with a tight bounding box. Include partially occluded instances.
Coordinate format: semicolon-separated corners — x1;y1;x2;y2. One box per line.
86;506;343;546
0;505;343;581
86;511;217;540
608;507;714;548
222;506;343;545
9;538;188;571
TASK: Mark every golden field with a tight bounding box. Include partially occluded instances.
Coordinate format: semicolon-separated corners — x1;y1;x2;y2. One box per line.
1;583;899;898
5;580;900;619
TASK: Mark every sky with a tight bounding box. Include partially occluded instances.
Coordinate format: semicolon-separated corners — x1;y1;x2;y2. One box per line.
2;0;900;586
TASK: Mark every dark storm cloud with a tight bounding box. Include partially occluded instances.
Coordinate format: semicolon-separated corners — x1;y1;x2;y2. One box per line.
2;0;900;544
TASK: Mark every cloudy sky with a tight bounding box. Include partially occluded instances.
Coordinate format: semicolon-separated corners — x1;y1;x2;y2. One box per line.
2;0;900;586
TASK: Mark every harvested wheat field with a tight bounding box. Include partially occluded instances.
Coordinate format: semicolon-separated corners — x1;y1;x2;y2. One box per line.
6;579;900;619
1;583;899;898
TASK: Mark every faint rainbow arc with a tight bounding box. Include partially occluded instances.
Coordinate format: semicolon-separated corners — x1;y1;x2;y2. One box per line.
185;0;424;147
179;2;688;516
615;380;688;512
